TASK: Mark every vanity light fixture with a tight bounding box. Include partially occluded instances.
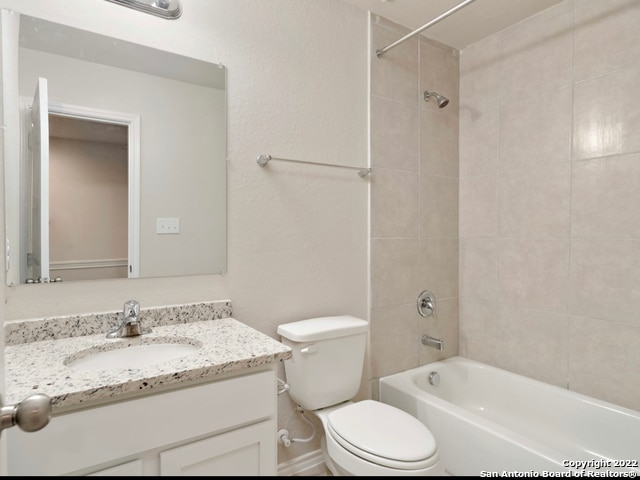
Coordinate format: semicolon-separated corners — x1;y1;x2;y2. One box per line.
104;0;182;20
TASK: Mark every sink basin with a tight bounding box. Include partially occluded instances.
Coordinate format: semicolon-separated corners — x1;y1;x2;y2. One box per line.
65;338;202;372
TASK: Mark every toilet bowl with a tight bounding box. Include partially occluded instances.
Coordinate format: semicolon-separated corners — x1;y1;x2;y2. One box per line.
313;400;444;476
277;316;444;476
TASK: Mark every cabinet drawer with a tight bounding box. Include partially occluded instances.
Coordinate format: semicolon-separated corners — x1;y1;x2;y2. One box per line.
7;369;275;476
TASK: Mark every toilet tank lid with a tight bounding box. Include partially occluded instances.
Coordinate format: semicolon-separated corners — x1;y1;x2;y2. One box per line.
277;316;368;342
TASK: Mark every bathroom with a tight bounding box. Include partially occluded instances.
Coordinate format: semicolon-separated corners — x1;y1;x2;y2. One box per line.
0;0;639;476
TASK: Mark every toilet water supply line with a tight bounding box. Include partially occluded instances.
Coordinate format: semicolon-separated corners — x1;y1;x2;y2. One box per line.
277;378;316;448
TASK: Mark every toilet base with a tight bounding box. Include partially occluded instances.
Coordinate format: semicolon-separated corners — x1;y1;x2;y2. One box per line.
320;436;347;476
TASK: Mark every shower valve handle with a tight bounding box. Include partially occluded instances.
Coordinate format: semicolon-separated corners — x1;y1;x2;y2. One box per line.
417;290;436;317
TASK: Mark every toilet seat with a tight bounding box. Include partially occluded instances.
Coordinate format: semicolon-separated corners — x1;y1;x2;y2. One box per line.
326;400;438;470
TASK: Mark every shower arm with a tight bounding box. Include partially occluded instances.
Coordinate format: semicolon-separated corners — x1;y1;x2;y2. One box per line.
376;0;477;58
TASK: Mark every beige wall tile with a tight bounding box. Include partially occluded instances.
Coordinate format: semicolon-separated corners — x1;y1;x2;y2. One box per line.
459;174;497;237
572;154;640;238
420;109;459;177
419;238;459;300
498;163;571;238
459;298;497;365
495;304;569;388
371;23;418;107
370;304;419;378
420;174;458;238
569;238;640;325
371;96;419;171
371;168;419;238
498;1;573;102
369;378;380;402
457;0;640;411
419;39;459;114
459;33;503;113
371;238;419;308
498;238;570;313
370;16;459;392
498;87;572;172
459;107;498;177
569;316;640;411
574;0;640;81
574;63;640;160
460;238;497;301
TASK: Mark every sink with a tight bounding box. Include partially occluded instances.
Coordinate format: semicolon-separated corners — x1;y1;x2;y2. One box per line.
65;338;202;372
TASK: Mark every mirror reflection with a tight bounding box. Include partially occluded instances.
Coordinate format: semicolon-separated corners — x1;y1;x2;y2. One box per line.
4;13;227;285
47;113;129;282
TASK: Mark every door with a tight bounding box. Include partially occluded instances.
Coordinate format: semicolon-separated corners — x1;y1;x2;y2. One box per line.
1;6;20;473
29;77;50;283
45;106;139;281
1;337;6;476
1;12;52;475
1;315;6;477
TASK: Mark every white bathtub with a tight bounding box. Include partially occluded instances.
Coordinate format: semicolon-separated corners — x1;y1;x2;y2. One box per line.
379;356;640;477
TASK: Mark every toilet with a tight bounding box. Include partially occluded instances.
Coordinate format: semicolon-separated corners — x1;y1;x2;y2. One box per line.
277;315;444;476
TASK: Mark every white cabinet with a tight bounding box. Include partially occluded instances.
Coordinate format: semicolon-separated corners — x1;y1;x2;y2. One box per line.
7;368;277;476
88;460;144;476
160;421;274;476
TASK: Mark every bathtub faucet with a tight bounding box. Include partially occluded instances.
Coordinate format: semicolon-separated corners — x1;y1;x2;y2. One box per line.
422;335;443;351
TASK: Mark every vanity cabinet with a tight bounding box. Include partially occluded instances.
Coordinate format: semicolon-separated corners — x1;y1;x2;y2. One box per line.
7;368;277;476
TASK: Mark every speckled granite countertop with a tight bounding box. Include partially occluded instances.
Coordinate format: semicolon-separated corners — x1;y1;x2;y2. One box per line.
4;303;291;413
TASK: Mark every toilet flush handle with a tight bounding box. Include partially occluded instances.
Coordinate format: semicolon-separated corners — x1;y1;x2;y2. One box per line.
300;344;318;354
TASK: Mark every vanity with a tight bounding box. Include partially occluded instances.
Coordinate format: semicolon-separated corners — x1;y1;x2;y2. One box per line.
3;301;292;476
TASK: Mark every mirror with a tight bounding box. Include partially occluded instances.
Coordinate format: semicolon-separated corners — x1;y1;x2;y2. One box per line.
3;12;227;285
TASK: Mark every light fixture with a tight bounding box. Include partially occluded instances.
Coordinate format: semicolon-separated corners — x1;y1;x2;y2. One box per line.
104;0;182;20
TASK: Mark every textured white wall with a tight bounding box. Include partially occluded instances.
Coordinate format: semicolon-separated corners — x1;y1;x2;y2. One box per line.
1;0;369;323
1;0;369;464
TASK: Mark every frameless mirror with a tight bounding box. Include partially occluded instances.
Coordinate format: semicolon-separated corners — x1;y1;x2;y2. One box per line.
3;12;227;285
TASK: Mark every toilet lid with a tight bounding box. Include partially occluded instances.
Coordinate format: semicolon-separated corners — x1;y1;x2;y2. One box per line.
327;400;437;463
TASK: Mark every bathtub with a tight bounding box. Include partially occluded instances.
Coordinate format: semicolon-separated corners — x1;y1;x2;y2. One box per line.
379;356;640;477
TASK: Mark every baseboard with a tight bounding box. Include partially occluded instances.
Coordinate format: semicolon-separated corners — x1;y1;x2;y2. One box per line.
277;449;326;476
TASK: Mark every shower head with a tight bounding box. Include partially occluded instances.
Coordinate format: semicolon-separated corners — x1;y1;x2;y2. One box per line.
424;91;449;108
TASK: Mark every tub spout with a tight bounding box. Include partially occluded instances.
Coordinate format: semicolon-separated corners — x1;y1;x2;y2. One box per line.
422;335;443;351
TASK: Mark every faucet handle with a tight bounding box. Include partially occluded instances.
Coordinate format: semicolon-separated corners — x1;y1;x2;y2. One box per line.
123;300;140;319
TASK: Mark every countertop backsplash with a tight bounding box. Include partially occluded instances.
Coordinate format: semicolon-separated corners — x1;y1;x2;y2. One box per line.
4;300;233;346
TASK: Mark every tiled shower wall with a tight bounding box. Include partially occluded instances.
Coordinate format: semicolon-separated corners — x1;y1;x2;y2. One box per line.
369;15;459;383
459;0;640;411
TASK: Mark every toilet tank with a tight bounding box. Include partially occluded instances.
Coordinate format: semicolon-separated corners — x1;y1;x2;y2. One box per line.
277;316;368;411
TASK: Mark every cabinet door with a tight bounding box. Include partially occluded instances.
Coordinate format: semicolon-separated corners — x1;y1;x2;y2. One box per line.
87;459;143;476
160;420;275;476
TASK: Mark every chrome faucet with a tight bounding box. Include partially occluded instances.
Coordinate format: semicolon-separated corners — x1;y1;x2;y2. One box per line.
422;335;443;351
107;300;149;338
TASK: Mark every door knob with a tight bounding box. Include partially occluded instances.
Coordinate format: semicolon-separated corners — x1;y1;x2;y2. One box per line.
0;393;51;434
